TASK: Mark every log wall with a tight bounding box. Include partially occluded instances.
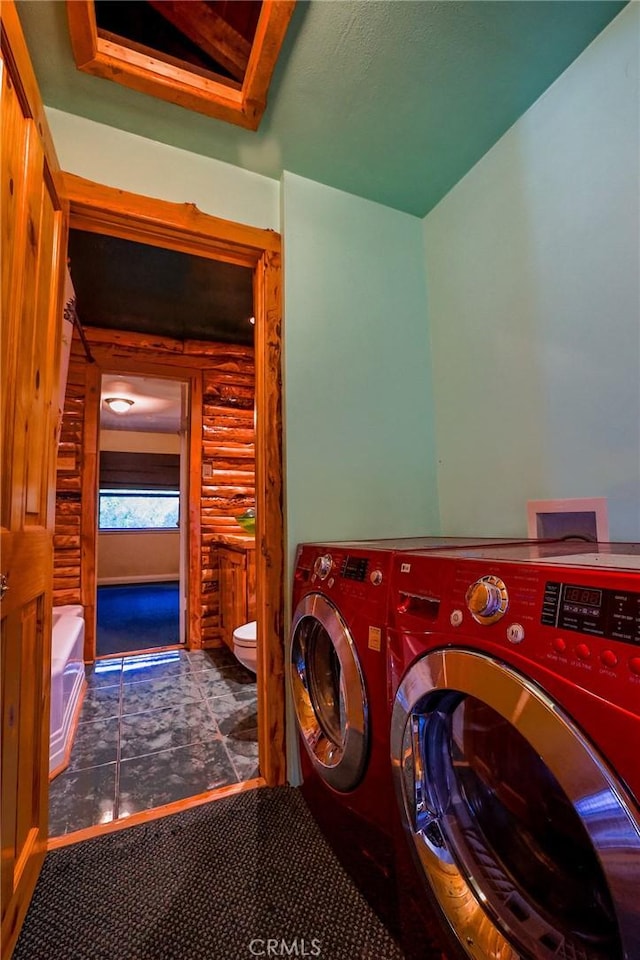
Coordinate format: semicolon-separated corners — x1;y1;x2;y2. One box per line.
53;338;86;606
200;353;255;645
53;327;255;649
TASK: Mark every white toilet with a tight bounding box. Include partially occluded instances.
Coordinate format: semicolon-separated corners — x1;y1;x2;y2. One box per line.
232;620;257;673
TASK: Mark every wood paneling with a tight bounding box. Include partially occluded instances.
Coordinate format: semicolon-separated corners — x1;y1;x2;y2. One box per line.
1;6;66;954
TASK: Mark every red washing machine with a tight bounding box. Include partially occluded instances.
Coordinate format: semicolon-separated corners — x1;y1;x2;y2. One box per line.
289;537;526;935
388;541;640;960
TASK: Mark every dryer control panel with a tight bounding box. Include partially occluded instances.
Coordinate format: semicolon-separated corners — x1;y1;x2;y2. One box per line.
294;545;391;617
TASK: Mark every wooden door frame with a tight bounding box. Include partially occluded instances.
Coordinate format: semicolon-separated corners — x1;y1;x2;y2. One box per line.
62;172;286;787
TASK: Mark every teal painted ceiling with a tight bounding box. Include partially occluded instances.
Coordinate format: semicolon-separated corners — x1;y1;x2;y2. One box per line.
17;0;627;217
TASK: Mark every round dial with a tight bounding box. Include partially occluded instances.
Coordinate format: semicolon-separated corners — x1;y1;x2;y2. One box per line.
465;575;508;624
313;554;333;580
370;569;383;586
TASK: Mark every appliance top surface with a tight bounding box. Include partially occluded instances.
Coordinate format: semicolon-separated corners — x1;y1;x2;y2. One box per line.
408;541;640;569
301;536;529;551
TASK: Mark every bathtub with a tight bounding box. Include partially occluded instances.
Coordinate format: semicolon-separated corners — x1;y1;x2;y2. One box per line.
49;606;86;778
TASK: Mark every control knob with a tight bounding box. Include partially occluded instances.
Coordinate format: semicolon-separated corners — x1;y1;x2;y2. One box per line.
370;569;383;586
313;554;333;580
466;575;508;625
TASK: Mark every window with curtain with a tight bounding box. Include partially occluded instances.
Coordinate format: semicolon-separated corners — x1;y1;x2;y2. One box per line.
98;451;180;530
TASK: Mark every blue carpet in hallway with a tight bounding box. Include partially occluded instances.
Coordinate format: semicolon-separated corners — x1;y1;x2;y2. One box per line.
97;582;179;656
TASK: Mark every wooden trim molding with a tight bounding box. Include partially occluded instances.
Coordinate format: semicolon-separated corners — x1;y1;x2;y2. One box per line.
188;370;204;649
61;172;280;266
47;777;267;850
65;0;295;130
61;175;286;786
80;362;101;660
254;250;286;787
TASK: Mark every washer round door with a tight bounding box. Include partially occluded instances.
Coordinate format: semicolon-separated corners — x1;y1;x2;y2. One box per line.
390;648;640;960
290;592;368;792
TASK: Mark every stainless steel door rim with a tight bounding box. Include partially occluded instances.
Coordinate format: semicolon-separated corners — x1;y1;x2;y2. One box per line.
291;592;368;792
390;647;640;960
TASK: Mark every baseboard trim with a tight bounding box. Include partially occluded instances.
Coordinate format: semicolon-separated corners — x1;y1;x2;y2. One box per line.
97;575;179;586
47;778;267;849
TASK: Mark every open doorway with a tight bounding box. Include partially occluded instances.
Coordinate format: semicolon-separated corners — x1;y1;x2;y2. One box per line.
48;299;263;838
96;373;189;658
49;174;285;843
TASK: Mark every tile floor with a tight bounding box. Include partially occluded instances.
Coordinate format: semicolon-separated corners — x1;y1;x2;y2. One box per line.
48;646;259;838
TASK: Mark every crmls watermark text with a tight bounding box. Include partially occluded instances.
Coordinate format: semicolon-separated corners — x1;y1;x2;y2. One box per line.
248;938;322;957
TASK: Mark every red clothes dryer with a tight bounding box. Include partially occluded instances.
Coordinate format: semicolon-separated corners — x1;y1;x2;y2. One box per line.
388;541;640;960
291;539;407;932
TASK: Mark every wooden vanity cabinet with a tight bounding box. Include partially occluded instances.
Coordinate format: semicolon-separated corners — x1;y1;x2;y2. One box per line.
218;542;256;649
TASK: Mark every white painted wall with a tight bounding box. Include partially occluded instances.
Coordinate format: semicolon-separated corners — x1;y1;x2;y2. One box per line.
423;4;640;541
100;430;181;454
281;171;438;782
282;171;439;565
98;530;180;584
46;107;280;231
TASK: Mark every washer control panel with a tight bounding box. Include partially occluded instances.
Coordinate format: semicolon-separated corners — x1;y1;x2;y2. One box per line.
392;551;640;709
542;581;640;647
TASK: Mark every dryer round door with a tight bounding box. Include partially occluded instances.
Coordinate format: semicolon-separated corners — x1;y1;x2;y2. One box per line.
290;592;368;792
390;647;640;960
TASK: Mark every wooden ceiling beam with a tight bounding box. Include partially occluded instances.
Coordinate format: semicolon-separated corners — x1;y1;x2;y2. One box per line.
147;0;251;81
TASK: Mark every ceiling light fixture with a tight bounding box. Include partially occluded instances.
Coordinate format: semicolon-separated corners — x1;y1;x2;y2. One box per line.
249;316;255;325
105;397;134;414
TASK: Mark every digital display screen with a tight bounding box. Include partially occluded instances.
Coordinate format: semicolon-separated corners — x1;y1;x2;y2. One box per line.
542;580;640;645
342;556;368;581
564;585;602;608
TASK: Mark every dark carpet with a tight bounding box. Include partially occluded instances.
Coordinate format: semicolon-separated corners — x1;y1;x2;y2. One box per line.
97;582;180;656
15;786;405;960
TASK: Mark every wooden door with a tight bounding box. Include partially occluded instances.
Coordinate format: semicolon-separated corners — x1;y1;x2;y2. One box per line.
1;8;66;957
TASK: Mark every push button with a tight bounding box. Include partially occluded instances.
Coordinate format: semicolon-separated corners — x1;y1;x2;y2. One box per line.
575;643;591;660
629;657;640;677
506;623;525;644
600;650;618;668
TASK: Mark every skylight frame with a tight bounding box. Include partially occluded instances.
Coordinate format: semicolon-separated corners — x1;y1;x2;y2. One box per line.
66;0;295;131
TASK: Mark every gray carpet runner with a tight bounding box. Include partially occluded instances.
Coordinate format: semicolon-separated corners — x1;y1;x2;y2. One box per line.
14;786;404;960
